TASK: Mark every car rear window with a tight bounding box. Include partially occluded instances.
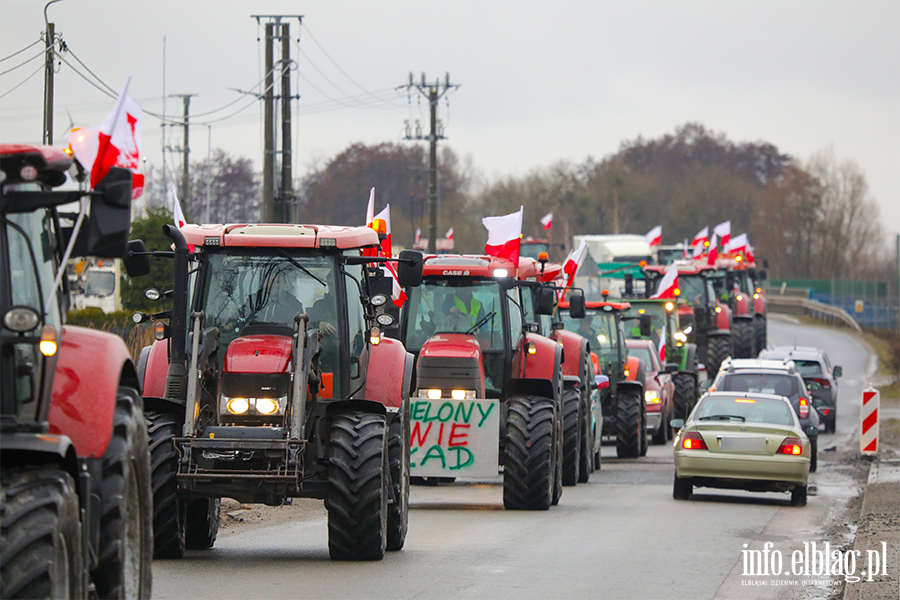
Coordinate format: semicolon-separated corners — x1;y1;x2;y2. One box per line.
720;374;798;398
696;396;794;425
792;360;823;376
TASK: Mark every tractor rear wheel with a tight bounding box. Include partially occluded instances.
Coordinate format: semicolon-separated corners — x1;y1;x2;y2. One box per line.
326;412;388;561
146;411;184;559
615;390;643;458
503;396;555;510
755;315;767;353
732;319;755;359
707;335;731;378
386;412;409;551
92;387;153;599
1;468;84;599
184;498;219;550
672;373;697;421
561;387;581;486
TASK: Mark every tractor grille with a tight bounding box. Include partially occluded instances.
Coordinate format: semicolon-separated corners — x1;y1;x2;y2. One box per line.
416;355;481;392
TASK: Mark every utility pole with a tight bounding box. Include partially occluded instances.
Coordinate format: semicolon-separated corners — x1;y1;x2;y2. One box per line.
252;15;303;223
42;22;55;144
398;73;459;253
166;94;196;212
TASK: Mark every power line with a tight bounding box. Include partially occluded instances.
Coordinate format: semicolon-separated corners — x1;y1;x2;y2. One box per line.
0;37;43;62
0;46;50;76
0;63;44;99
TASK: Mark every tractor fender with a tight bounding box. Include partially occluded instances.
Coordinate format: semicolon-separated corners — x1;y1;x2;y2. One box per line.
325;398;387;416
616;379;644;397
507;378;555;401
513;333;562;383
683;343;698;375
709;329;732;338
625;355;643;382
715;304;732;330
363;337;413;409
753;294;766;316
553;330;587;378
139;339;169;398
48;325;135;458
563;375;581;391
733;294;751;317
0;432;78;474
734;314;754;324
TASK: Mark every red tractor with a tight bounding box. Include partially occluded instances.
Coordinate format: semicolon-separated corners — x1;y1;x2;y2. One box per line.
130;223;423;560
0;145;153;597
398;254;585;508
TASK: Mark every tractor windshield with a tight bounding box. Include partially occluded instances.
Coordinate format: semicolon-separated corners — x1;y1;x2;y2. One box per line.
520;241;550;260
403;278;503;352
677;274;716;308
201;250;337;349
561;309;619;365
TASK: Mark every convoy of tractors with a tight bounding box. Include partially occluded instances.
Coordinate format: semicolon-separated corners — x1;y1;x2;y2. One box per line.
0;143;767;598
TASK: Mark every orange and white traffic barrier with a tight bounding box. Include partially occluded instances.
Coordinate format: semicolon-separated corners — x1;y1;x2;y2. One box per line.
860;386;879;455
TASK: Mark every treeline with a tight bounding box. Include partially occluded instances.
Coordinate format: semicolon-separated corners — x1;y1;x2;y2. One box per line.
136;123;892;282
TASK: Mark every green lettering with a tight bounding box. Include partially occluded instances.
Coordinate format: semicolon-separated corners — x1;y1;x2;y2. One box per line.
454;401;475;424
476;402;496;427
410;446;418;468
412;401;428;421
437;402;454;422
423;402;439;422
419;445;446;469
447;446;475;470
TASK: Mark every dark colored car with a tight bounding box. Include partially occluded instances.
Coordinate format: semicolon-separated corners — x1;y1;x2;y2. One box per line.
759;347;841;433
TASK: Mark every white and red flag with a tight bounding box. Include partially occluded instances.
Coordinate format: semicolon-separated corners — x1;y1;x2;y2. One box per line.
650;263;679;299
707;233;719;266
66;76;143;198
365;187;376;227
562;239;589;290
658;325;667;364
746;245;756;264
727;233;748;254
483;206;524;266
540;211;553;231
713;220;731;248
692;241;704;259
691;226;709;247
171;187;195;252
365;201;407;307
445;227;454;240
415;228;421;245
645;225;662;247
682;239;689;259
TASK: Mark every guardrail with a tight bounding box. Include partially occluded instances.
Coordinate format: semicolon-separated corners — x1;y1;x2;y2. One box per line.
766;294;862;332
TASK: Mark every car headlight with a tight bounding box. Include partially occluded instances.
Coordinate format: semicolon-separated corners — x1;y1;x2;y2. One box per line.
644;390;661;404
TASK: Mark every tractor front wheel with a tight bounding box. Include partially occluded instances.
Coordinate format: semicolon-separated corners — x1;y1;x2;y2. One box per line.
386;412;409;551
146;411;185;559
503;396;555;510
561;387;581;486
707;335;732;378
185;498;220;550
615;390;644;458
732;319;755;359
672;373;697;421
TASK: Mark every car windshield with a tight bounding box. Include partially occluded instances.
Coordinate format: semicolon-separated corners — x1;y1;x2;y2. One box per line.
628;346;656;371
719;373;799;400
561;308;618;360
695;395;794;425
201;250;336;348
403;278;503;351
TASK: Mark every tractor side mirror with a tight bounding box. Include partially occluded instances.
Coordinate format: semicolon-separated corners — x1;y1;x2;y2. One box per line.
664;363;679;374
397;250;423;288
760;269;768;281
805;425;819;438
568;291;586;319
725;271;735;290
537;287;555;315
594;375;610;390
639;314;652;337
763;259;769;269
624;273;634;296
833;365;842;379
123;239;151;277
71;167;133;258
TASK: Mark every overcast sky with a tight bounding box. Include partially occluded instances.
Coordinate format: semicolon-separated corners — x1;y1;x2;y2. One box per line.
2;0;898;240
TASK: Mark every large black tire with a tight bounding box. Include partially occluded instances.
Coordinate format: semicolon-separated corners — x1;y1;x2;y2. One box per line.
810;438;818;473
651;412;669;445
386;411;409;552
146;411;185;559
791;485;807;507
672;373;697;421
561;387;581;486
184;498;219;550
92;387;153;599
1;468;84;599
755;315;767;353
326;412;388;561
706;335;731;379
732;319;755;359
503;396;555;510
673;475;692;500
577;393;592;483
615;390;643;458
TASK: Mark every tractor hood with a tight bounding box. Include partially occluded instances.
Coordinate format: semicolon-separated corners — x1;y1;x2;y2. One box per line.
416;334;485;398
224;335;293;374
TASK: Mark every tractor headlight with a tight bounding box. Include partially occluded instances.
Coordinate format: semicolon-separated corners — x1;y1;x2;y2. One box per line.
254;398;280;415
221;395;286;416
644;390;661;404
226;397;250;414
674;332;687;343
426;389;442;400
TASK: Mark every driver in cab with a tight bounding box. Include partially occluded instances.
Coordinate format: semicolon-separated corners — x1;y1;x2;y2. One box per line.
440;286;486;332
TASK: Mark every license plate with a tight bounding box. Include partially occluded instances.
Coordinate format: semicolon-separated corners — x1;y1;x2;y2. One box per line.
719;437;766;452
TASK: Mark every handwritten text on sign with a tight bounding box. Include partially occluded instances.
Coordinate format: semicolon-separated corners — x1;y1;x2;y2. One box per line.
409;398;500;478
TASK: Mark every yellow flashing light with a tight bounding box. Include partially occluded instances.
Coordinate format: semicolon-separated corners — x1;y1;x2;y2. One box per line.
734;398;756;403
39;325;57;357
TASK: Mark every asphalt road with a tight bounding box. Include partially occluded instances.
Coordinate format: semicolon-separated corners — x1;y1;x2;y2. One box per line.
151;315;874;600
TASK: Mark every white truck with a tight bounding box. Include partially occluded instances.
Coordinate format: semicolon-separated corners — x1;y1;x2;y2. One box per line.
71;258;122;312
573;234;653;298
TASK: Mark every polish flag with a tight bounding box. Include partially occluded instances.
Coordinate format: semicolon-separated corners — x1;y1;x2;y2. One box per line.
692;242;704;259
691;226;709;247
746;245;756;264
369;203;407;307
650;263;679;299
540;211;553;231
658;325;667;364
445;227;454;240
713;220;731;248
363;187;379;258
483;206;524;266
171;187;195;252
562;239;588;290
707;233;719;266
645;225;662;247
727;233;748;254
682;239;689;259
415;228;421;245
65;76;143;198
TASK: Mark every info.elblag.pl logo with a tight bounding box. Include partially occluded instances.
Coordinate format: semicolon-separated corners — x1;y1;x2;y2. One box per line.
742;541;890;583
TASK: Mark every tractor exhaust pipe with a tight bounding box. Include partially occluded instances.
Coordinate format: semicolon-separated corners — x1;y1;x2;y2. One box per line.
163;224;189;400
